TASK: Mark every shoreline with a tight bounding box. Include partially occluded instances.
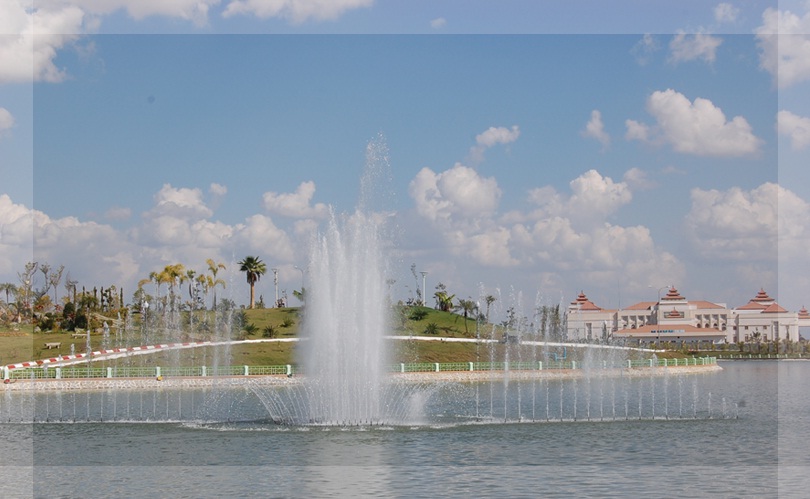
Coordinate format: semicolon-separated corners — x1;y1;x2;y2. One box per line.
1;364;722;392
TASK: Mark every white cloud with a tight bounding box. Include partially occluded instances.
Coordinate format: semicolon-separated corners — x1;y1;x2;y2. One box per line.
755;7;810;88
209;183;228;197
223;0;374;24
0;194;33;275
104;206;132;221
0;108;15;136
669;31;723;64
714;3;739;23
624;119;650;142
777;109;810;150
262;181;329;219
468;125;520;165
149;184;213;220
528;170;632;231
686;182;810;262
430;17;446;29
0;2;84;83
627;89;762;157
233;214;295;260
0;0;374;85
631;34;660;66
408;164;501;224
581;110;610;149
623;167;656;190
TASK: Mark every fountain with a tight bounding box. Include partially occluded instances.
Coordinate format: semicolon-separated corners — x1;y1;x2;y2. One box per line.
0;137;725;427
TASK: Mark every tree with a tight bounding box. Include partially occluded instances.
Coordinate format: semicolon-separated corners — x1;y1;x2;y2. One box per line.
484;295;496;323
434;290;455;312
0;283;16;305
206;259;227;310
455;298;478;336
238;256;267;309
293;287;306;306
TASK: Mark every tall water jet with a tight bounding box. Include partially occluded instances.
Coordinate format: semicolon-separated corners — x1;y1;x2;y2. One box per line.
299;134;392;425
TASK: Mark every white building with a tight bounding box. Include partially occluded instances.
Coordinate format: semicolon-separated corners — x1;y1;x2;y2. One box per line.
567;287;810;344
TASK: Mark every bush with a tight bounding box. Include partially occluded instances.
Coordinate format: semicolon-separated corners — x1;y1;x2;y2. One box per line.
262;325;276;338
410;308;428;321
424;322;439;335
243;323;259;336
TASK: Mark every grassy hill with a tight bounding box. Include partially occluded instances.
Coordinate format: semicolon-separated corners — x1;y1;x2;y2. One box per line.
0;305;671;366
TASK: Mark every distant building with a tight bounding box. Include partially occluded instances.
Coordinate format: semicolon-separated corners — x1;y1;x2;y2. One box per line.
566;287;810;344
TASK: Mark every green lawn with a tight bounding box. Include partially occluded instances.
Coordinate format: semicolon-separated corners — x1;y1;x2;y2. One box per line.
0;306;678;367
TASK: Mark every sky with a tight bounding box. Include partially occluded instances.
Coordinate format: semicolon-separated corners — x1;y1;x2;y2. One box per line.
1;0;810;317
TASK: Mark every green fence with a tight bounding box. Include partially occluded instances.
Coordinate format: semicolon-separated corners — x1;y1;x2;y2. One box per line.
6;357;717;380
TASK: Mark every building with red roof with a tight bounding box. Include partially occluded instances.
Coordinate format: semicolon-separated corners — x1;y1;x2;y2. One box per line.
566;287;805;344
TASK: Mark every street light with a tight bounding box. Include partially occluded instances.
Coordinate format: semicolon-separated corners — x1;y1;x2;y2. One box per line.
272;268;279;308
420;271;428;307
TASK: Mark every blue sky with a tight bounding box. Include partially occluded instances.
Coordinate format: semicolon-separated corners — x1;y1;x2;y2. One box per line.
2;1;809;316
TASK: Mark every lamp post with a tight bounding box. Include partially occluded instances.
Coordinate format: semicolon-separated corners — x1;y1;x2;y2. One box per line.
420;271;428;307
272;268;279;308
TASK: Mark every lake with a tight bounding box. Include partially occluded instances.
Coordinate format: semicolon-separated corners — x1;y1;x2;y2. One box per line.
1;361;807;497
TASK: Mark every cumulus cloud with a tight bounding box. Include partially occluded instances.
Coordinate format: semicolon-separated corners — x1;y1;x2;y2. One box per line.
149;184;213;220
528;170;632;230
0;194;33;275
223;0;374;24
755;7;810;88
0;2;84;83
468;125;520;165
714;3;739;23
0;108;15;136
669;31;722;64
408;164;501;224
1;0;372;85
581;110;610;149
233;214;295;260
685;183;810;263
262;181;329;219
777;110;810;150
626;89;762;157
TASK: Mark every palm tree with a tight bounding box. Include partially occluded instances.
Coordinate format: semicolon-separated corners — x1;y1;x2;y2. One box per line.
238;256;267;309
485;295;496;323
455;298;478;336
0;283;16;305
206;259;226;310
434;290;455;312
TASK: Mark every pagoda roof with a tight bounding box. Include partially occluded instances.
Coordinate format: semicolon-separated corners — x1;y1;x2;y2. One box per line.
751;288;774;302
569;291;602;311
661;286;686;301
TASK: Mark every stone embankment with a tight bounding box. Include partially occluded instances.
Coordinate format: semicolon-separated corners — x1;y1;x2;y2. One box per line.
1;364;721;392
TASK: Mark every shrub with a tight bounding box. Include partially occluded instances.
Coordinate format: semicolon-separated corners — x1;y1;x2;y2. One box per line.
409;308;428;321
243;323;259;336
424;322;439;335
280;318;295;328
262;325;276;338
